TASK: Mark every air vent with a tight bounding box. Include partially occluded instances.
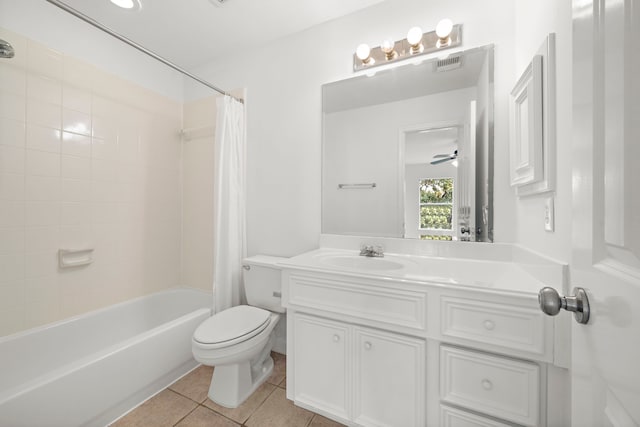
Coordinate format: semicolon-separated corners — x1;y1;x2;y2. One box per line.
436;55;462;72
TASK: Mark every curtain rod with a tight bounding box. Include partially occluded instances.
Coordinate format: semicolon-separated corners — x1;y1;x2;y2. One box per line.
44;0;243;103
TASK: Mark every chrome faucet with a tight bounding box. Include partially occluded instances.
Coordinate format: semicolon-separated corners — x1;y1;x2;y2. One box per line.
359;244;384;257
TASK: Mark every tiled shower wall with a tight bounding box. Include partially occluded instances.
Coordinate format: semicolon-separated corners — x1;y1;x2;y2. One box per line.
0;28;183;336
182;96;217;293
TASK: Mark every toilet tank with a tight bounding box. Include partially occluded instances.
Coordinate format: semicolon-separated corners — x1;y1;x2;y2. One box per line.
243;255;287;313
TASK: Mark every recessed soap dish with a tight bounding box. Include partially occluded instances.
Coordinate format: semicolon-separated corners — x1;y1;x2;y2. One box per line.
58;248;94;268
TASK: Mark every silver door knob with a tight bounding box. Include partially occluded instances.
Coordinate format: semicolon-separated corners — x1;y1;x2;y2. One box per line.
538;287;590;324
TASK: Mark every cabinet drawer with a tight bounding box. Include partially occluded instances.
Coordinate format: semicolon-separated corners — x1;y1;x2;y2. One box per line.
440;346;540;426
288;273;426;330
440;405;513;427
440;296;545;356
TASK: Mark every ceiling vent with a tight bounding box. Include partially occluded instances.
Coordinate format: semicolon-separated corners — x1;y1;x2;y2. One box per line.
435;55;462;72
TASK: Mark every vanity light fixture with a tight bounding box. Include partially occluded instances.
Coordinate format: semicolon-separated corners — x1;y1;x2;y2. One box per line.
353;18;461;71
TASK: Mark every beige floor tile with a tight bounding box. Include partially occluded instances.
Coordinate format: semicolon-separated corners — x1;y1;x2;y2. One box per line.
267;351;286;386
175;405;240;427
203;382;276;424
170;365;214;403
245;387;314;427
110;389;198;427
278;376;286;389
308;414;348;427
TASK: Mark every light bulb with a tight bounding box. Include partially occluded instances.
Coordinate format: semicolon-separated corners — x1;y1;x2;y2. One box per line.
436;18;453;48
406;27;423;54
356;43;374;65
436;19;453;39
381;39;397;60
355;43;370;60
110;0;135;8
406;27;423;46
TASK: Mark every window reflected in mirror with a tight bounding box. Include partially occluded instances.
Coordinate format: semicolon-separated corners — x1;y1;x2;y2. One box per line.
418;178;454;240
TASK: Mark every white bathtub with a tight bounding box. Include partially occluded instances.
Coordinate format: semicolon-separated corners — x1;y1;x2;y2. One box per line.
0;288;212;427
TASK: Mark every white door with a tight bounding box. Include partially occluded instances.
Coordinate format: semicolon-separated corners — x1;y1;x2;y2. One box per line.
571;0;640;425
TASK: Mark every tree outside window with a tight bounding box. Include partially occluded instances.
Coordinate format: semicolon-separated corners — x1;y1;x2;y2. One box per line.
419;178;454;240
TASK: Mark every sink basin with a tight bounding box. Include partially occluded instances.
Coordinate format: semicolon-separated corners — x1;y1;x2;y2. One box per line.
319;255;405;271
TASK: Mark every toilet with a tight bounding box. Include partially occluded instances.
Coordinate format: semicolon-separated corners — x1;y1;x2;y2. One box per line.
192;255;286;408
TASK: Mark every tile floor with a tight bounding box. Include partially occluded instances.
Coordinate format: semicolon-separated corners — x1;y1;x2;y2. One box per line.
110;352;345;427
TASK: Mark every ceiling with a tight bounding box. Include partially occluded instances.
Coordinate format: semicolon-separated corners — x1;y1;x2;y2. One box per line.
56;0;385;69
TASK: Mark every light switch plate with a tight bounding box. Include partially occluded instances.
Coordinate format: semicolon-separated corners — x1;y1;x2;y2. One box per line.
544;197;555;231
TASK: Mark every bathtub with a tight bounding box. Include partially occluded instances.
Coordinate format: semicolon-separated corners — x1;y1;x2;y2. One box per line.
0;288;212;427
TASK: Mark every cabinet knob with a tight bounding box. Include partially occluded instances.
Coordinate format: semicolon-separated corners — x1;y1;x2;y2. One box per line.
481;379;493;391
364;341;372;350
483;320;495;330
332;334;340;343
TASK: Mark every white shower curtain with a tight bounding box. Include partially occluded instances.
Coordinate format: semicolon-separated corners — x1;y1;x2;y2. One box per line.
212;95;246;313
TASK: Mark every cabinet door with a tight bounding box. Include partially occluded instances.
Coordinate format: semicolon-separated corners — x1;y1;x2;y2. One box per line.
353;327;425;427
293;314;350;420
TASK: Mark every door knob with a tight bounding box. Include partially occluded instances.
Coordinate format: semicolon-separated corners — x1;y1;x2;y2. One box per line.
538;287;590;324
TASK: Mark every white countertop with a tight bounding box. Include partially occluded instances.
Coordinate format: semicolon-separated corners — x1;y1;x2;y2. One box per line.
279;248;553;295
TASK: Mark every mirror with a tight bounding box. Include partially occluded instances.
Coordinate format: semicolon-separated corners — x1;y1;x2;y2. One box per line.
322;44;493;242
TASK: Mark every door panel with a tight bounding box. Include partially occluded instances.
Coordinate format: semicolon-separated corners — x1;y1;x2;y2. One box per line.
353;327;425;427
571;0;640;425
293;314;350;419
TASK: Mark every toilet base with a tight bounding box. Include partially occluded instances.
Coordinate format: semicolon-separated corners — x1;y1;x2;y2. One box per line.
207;356;274;408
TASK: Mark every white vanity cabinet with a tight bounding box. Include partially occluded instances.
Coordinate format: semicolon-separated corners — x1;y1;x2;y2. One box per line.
281;252;565;427
292;312;425;427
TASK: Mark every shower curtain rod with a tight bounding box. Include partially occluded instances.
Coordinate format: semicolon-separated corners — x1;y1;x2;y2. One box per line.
44;0;243;103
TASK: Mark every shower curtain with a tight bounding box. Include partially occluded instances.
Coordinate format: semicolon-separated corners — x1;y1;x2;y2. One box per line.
212;95;246;313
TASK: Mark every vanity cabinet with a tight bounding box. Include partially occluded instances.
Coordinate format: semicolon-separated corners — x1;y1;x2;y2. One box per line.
292;312;425;427
282;256;565;427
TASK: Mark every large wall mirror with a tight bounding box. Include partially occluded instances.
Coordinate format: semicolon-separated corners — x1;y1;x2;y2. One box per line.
322;44;494;242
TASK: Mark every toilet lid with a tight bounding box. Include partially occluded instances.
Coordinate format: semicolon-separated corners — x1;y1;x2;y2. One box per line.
193;305;271;346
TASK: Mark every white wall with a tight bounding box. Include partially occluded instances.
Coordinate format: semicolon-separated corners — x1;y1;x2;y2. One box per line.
0;0;185;101
190;0;517;257
513;0;573;262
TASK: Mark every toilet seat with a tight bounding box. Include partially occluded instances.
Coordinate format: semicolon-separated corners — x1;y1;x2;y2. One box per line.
193;305;271;349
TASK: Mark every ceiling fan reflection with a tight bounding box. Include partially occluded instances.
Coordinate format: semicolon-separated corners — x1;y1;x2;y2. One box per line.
430;149;458;165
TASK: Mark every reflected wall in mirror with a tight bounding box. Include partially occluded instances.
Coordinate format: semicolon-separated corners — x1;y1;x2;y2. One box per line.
322;44;493;242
